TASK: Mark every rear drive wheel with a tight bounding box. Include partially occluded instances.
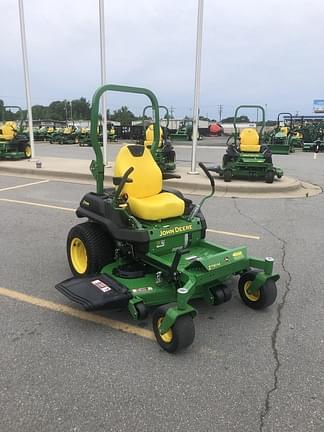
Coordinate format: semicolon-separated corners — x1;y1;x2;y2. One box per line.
23;143;32;159
152;305;195;353
238;271;277;310
67;222;115;277
223;169;232;182
265;170;275;184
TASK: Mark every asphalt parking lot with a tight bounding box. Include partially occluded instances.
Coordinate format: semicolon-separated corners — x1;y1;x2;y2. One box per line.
0;144;324;432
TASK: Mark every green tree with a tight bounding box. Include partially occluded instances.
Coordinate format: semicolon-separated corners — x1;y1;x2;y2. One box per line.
32;105;48;120
110;106;136;125
71;97;90;120
222;115;250;123
48;100;68;121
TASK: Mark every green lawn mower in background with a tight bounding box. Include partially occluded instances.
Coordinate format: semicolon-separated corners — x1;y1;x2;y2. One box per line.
301;120;324;152
267;112;301;154
108;124;118;142
0;106;31;159
56;85;280;353
209;105;283;183
142;104;176;172
169;119;202;141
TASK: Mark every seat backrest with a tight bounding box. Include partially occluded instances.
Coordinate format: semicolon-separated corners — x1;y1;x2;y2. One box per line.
280;126;288;136
144;124;163;148
114;145;162;198
0;121;16;140
239;128;260;152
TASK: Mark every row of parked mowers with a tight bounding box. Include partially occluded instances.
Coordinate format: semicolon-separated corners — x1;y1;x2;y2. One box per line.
33;124;117;145
263;112;324;154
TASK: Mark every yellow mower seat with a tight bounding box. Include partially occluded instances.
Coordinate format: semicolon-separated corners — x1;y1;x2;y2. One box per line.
239;128;260;153
0;121;17;140
144;124;163;148
114;144;184;221
280;126;288;136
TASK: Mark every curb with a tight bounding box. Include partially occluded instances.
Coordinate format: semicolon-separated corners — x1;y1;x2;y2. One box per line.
0;164;321;198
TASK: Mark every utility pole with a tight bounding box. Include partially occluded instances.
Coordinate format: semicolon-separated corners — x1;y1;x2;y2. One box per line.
218;104;223;122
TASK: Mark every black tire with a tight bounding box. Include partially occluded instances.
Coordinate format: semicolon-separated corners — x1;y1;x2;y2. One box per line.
265;170;275;184
211;284;232;305
135;302;149;320
67;222;115;277
222;285;232;302
152;305;195;353
224;169;232;182
238;271;277;310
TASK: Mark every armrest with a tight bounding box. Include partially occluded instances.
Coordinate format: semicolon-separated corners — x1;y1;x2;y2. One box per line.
162;173;181;180
113;177;133;186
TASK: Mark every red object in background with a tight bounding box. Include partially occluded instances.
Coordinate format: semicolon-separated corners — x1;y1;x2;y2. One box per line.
209;123;223;136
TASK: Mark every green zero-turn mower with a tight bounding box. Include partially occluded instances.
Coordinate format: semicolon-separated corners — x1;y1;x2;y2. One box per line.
209;105;283;184
267;112;301;154
142;104;176;172
169;119;202;141
0;106;31;159
301;120;324;152
55;85;279;353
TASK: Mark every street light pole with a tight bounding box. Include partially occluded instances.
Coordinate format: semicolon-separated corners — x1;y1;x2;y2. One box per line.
18;0;35;158
99;0;108;165
189;0;204;175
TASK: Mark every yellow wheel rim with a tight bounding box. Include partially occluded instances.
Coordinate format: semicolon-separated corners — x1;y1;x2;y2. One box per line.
157;317;173;343
25;145;31;157
244;280;260;302
70;237;88;274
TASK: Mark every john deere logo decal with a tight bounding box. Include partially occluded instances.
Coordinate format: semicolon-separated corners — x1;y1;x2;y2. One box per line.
159;224;192;237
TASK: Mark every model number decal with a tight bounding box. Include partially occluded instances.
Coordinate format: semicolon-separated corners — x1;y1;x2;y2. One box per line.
208;262;221;271
132;287;153;293
159;224;192;237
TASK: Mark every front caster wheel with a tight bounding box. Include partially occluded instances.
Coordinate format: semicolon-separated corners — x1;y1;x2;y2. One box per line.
238;271;277;310
152;305;195;353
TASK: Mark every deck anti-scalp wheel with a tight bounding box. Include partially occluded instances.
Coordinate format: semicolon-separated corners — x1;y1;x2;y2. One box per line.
223;169;232;182
67;222;115;277
238;271;277;310
152;305;195;353
265;170;275;184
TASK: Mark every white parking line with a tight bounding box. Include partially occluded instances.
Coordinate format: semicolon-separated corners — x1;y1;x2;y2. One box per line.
0;197;260;240
206;229;260;240
0;179;49;192
0;197;75;212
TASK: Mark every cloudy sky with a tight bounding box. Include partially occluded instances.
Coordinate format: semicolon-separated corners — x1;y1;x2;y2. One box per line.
1;0;324;120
